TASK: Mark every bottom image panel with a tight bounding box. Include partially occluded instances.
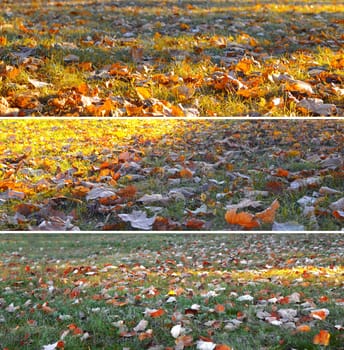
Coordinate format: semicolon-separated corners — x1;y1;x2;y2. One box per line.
0;234;343;349
0;119;343;231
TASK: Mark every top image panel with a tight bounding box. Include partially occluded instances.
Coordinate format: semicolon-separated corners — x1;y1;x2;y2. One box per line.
0;0;343;117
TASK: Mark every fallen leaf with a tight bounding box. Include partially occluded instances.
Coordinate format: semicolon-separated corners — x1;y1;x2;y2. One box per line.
171;324;184;338
311;308;329;320
185;218;205;229
180;168;193;178
135;86;151;100
225;209;260;229
118;210;156;230
313;330;330;346
215;345;232;350
149;308;165;318
214;304;225;313
196;340;216;350
133;319;148;332
296;325;311;332
255;199;280;223
28;78;53;88
297;98;337;116
285;80;314;94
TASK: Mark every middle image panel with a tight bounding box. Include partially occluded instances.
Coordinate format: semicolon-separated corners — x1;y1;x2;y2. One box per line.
0;119;342;231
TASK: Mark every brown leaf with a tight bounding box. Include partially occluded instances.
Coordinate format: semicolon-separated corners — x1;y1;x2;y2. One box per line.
15;203;40;216
117;185;137;199
186;218;205;229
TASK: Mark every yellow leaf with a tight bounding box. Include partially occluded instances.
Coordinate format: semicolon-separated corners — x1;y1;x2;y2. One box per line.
135;86;151;100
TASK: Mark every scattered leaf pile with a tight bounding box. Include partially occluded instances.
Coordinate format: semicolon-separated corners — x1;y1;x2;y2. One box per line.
0;234;343;349
0;0;343;116
0;119;343;231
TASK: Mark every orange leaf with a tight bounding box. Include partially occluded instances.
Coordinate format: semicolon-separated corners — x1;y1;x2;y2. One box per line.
278;296;289;304
255;199;280;223
71;186;90;198
0;36;7;46
186;218;205;229
180;168;193;178
225;209;260;229
56;341;65;349
75;82;90;95
215;345;232;350
126;105;143;116
150;309;165;318
78;62;93;71
311;309;329;320
319;296;329;303
179;23;190;30
214;304;225;313
138;331;153;341
313;330;330;346
170;104;185;116
333;210;344;220
296;325;311;332
117;185;137;199
276;168;289;177
236;58;253;74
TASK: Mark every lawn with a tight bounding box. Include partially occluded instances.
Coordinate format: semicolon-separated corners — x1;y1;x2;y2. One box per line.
0;119;343;231
0;0;343;116
0;234;343;349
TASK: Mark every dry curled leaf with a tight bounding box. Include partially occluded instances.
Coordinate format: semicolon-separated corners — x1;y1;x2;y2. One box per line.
225;209;260;229
255;199;280;224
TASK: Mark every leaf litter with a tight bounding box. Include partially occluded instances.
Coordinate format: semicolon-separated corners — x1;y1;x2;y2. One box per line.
0;233;343;349
0;118;343;231
0;0;343;116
